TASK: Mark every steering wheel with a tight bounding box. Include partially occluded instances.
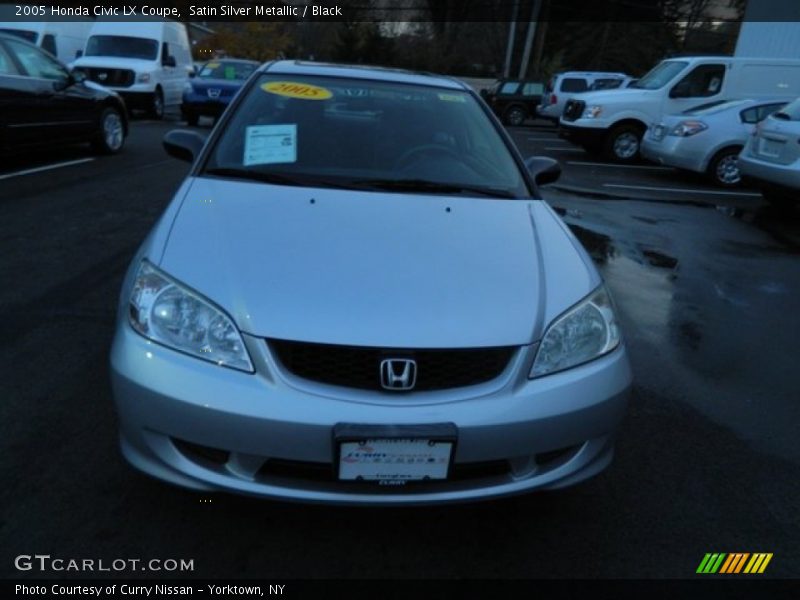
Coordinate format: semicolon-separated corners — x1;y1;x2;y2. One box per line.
394;144;464;171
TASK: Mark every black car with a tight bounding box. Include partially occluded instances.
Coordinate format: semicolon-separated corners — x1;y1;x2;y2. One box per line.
0;33;128;155
480;79;544;126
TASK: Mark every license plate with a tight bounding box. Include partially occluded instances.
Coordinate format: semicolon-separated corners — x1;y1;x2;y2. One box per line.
338;438;453;482
334;423;457;483
760;138;784;157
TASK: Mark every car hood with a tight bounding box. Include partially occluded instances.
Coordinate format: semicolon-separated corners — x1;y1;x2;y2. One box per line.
157;177;599;348
73;56;156;71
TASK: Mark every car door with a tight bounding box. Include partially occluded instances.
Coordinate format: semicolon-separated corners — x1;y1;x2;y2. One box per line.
0;40;27;150
3;37;95;146
665;63;726;115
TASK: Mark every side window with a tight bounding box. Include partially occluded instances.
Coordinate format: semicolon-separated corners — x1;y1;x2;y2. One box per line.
756;103;786;122
5;39;67;80
673;64;725;98
499;82;520;94
740;107;759;124
161;42;169;61
0;43;19;75
560;78;588;92
521;82;543;96
41;34;57;57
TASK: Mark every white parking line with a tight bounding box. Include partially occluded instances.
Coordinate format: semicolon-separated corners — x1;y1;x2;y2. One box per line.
0;158;95;181
544;146;584;152
603;183;762;197
568;161;674;171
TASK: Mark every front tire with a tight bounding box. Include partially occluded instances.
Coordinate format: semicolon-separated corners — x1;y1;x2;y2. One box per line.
91;107;125;154
604;124;643;163
504;105;527;127
149;88;164;119
707;147;743;187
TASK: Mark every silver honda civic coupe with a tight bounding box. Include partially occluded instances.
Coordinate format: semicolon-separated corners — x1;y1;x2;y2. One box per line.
110;61;632;505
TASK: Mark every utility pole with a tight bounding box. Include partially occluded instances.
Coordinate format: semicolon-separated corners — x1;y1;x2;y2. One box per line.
503;0;519;78
518;0;543;79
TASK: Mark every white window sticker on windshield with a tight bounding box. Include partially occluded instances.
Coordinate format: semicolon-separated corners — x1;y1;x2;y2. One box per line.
243;124;297;166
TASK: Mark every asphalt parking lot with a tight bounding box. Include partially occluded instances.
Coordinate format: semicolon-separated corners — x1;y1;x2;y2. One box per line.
1;115;798;580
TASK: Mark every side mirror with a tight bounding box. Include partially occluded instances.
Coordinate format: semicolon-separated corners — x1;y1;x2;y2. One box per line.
188;69;196;78
75;49;83;59
163;130;206;163
525;156;561;186
163;55;177;68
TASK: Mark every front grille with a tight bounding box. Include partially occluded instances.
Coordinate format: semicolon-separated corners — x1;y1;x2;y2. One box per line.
269;339;514;392
82;68;135;88
562;99;585;121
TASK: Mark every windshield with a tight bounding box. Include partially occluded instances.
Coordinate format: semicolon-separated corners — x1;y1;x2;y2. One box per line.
0;28;37;43
198;61;258;81
203;74;530;198
632;61;688;90
85;35;158;60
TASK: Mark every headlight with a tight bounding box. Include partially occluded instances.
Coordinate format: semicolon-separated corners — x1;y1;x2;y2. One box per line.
530;286;621;378
128;261;254;372
137;72;151;83
669;120;707;137
582;105;603;119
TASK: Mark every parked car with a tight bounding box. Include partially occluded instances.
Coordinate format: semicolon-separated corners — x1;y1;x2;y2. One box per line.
739;96;800;207
110;61;632;505
480;78;544;126
560;56;800;162
0;21;92;64
72;21;192;119
181;58;259;125
641;98;788;186
537;71;630;123
0;33;127;154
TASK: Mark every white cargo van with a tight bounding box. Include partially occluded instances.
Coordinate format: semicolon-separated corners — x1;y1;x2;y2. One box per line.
558;56;800;162
72;21;192;119
0;21;91;63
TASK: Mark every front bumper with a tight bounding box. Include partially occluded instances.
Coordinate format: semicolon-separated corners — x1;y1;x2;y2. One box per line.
181;97;229;118
558;122;609;147
110;325;632;505
640;136;707;173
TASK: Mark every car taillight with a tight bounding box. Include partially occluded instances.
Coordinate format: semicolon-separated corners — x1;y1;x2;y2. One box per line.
550;94;557;105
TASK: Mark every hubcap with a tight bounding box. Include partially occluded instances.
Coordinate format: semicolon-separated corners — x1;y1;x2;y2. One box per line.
103;113;123;150
154;93;163;116
716;155;740;185
613;132;639;159
509;109;524;125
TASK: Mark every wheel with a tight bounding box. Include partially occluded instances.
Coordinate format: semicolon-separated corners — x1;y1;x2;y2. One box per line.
707;147;743;187
91;107;125;154
503;105;527;127
604;124;643;162
149;88;164;119
185;112;198;126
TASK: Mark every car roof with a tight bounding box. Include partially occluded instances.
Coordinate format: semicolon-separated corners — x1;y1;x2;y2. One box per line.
261;60;468;91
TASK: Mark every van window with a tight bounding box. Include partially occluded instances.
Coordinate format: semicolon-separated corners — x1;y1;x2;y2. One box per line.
0;28;38;43
673;64;725;98
85;35;159;60
41;34;57;57
560;78;587;92
634;61;688;90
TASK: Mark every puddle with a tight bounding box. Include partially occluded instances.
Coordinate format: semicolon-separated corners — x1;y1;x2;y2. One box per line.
566;224;616;264
641;249;679;269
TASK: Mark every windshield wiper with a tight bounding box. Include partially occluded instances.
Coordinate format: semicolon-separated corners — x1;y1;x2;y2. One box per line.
353;178;517;199
204;167;364;190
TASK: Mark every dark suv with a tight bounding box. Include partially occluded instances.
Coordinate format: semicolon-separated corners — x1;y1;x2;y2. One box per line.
480;79;544;126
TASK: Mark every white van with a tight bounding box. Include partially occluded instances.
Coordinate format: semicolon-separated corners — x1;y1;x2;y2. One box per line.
558;56;800;162
537;71;630;123
72;21;192;119
0;21;92;63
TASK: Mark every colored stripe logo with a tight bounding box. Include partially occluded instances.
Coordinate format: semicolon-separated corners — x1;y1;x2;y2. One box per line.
697;553;773;574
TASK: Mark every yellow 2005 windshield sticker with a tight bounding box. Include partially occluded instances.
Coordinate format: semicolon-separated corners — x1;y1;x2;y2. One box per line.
261;81;333;100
